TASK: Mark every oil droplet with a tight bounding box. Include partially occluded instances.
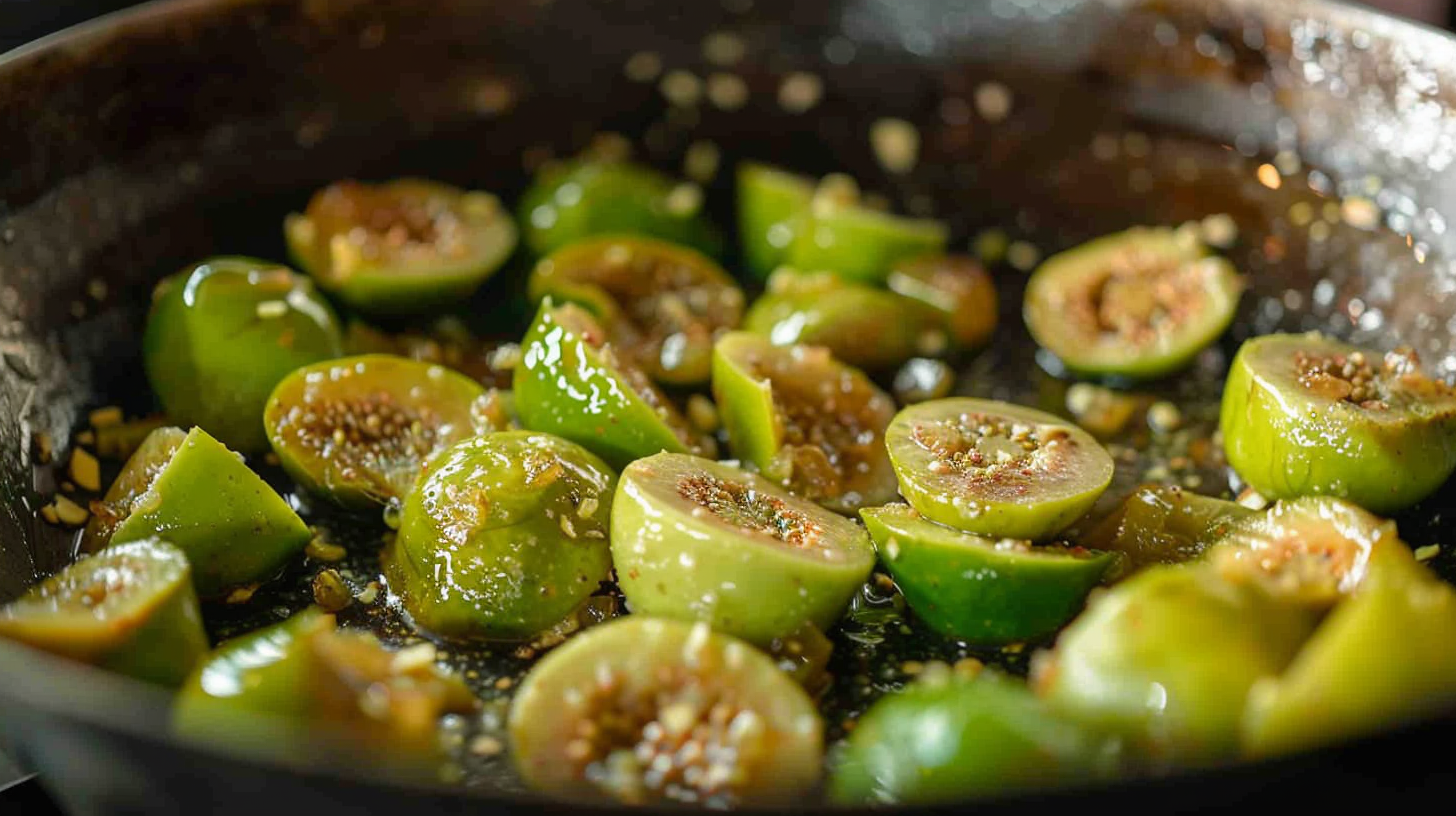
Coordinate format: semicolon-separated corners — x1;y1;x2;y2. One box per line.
779;72;823;113
702;32;745;66
1006;241;1040;271
660;71;702;107
974;82;1013;122
1256;163;1282;189
383;497;404;530
706;73;748;110
870;118;919;175
624;52;662;83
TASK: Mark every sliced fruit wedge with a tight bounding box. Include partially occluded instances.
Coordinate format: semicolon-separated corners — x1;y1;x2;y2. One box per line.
611;453;875;645
1220;332;1456;513
1033;565;1320;766
1080;485;1256;573
528;235;744;385
886;254;999;351
174;608;475;768
885;398;1114;541
736;162;814;280
1241;554;1456;758
508;616;823;806
82;426;189;553
738;163;948;284
1206;496;1421;608
1024;227;1243;379
284;178;517;316
742;269;947;371
713;332;898;513
513;300;713;469
264;354;494;508
519;159;722;258
83;426;310;598
0;538;207;686
862;504;1114;644
174;608;335;738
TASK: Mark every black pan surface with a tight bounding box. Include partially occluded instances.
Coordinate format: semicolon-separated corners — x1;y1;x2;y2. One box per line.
2;0;1456;813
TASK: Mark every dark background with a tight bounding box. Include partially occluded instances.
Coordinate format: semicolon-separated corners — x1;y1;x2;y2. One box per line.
2;0;1454;53
0;0;150;53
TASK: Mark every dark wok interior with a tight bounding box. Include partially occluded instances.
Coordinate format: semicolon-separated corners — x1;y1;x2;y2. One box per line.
3;0;1456;813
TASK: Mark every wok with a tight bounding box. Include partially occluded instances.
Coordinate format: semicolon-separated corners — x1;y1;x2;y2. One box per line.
1;0;1455;812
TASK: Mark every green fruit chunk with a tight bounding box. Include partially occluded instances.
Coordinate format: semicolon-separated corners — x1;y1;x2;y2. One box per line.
81;426;189;553
885;398;1114;540
142;257;342;453
736;162;814;280
1242;556;1456;758
519;160;722;257
1033;566;1319;765
611;453;875;645
1220;332;1456;513
383;431;616;641
861;504;1114;644
514;300;712;469
83;426;310;598
1024;227;1243;379
508;616;823;806
174;608;333;742
886;254;999;350
175;608;475;768
1207;496;1420;608
831;669;1110;804
737;164;948;284
284;178;517;316
742;269;947;371
264;354;494;507
712;332;897;513
1081;485;1256;573
0;539;207;686
528;235;745;385
786;174;948;285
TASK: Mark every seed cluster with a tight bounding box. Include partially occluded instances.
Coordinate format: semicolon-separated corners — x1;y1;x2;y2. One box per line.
677;474;822;549
291;391;438;485
1069;248;1209;347
1294;349;1386;408
912;414;1070;492
914;414;1059;469
565;666;763;806
315;182;470;264
1292;345;1456;411
1216;525;1365;599
554;242;742;378
752;352;888;501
